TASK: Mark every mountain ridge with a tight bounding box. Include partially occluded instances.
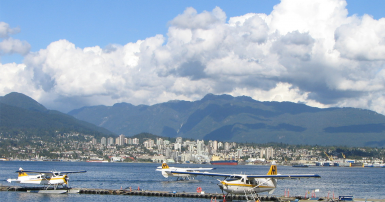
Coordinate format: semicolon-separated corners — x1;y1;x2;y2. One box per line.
68;93;385;147
0;92;115;138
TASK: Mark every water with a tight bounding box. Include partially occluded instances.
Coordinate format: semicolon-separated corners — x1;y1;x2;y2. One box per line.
1;161;384;201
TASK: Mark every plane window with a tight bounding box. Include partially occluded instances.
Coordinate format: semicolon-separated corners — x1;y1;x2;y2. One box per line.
241;178;244;182
246;180;250;184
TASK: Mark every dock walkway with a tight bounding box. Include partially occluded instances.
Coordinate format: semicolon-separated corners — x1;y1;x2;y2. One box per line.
4;186;385;201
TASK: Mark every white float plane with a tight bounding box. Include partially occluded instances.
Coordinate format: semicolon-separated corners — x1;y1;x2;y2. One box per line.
170;162;320;196
156;162;215;181
7;167;86;190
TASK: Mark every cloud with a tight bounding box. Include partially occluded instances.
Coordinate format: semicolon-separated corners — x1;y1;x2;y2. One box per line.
2;0;385;115
0;22;20;38
0;38;31;55
0;22;30;56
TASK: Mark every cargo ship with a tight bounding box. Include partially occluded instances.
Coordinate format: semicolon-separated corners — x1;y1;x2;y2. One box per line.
210;155;238;165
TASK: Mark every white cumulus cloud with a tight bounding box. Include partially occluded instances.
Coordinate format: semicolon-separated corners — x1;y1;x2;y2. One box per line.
1;0;385;115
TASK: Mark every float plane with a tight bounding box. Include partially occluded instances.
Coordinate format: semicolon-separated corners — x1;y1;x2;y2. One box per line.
170;162;320;197
7;167;86;191
156;162;215;181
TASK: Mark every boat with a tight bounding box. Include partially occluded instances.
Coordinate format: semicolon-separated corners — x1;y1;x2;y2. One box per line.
210;160;238;165
292;164;309;168
210;155;238;165
86;160;108;163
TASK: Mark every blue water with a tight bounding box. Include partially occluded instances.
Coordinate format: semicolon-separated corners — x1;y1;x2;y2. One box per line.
1;161;384;201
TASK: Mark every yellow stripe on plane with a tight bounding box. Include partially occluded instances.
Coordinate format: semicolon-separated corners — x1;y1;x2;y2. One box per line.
220;181;274;188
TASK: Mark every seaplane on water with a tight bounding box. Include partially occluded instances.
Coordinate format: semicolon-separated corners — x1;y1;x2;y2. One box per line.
7;167;86;192
156;162;215;181
170;162;320;198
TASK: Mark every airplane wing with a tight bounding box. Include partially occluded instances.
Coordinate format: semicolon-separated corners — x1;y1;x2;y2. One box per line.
171;171;320;179
246;174;321;179
57;171;87;174
184;168;216;171
16;170;86;174
156;167;215;172
170;171;240;178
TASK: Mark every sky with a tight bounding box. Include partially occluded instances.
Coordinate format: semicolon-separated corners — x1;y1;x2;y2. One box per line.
1;0;385;114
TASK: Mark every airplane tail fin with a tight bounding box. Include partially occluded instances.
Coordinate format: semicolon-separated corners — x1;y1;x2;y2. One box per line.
267;162;277;175
161;162;169;169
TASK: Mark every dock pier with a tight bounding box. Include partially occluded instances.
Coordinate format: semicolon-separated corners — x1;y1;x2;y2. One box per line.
13;185;385;201
1;185;286;201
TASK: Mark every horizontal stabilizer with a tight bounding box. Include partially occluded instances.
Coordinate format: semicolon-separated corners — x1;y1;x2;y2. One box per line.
7;179;20;183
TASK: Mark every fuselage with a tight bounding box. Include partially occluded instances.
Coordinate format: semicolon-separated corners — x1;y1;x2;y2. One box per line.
9;172;67;185
218;175;275;194
156;163;214;179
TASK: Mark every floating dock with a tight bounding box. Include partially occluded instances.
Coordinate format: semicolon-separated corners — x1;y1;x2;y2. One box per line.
3;185;385;201
1;185;283;201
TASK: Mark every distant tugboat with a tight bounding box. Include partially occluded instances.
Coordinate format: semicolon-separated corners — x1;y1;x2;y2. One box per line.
210;155;238;165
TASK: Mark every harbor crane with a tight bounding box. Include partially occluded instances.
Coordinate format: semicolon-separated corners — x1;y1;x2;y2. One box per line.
324;151;333;161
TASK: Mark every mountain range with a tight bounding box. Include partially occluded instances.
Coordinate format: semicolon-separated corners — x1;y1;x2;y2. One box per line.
0;92;114;138
68;94;385;147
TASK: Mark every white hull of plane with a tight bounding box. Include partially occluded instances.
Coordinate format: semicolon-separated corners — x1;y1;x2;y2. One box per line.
27;190;67;194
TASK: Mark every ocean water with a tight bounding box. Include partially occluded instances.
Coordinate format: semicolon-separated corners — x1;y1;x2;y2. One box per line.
0;161;384;201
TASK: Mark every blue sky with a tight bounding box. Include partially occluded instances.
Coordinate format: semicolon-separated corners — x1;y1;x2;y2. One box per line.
1;1;280;57
1;0;385;114
1;0;383;59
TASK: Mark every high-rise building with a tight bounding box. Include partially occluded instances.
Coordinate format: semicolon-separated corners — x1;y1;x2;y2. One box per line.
144;139;154;148
132;138;139;145
213;140;218;151
101;137;106;146
265;147;274;160
176;137;182;144
119;134;125;146
197;140;205;155
224;142;230;151
156;138;163;146
107;137;114;145
174;142;181;152
260;147;275;160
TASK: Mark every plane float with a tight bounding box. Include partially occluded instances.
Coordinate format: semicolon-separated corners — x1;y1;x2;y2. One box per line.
156;162;215;181
170;162;320;198
7;167;86;193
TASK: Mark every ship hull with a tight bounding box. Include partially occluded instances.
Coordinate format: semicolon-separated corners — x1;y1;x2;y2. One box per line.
210;160;238;165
